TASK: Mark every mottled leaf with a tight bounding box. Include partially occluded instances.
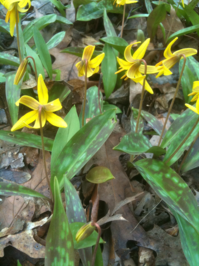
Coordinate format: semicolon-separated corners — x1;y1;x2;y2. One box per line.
131;108;144;133
103;102;121;114
45;177;75;266
0;52;20;67
167;24;199;43
0;18;10;34
113;132;152;155
86;166;115;184
145;146;166;156
134;159;199;233
51;109;116;190
49;0;66;17
103;9;117;37
101;37;128;55
141;110;164;136
0;130;53;151
46;31;66;50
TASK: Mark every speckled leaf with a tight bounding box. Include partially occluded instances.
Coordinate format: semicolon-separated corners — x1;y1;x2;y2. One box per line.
73;0;97;8
103;102;121;114
0;181;48;199
131;108;144;133
64;178;92;266
51;106;80;170
0;130;53;151
0;53;20;67
172;209;199;266
113;132;152;155
56;16;72;25
103;9;117;37
0;19;10;34
134;159;199;233
79;86;103;126
49;0;66;17
101;37;128;55
46;31;66;50
51;109;116;190
45;177;75;266
86;166;115;184
48;81;71;102
61;47;102;57
161;107;197;148
145;146;166;156
5;73;21;125
141;110;164;136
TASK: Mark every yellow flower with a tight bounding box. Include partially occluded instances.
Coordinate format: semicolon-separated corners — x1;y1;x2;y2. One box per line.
0;0;31;36
182;0;185;7
75;222;95;242
156;37;197;78
76;45;105;78
14;57;28;85
115;39;158;94
188;81;199;102
185;98;199;115
11;74;67;131
113;0;138;6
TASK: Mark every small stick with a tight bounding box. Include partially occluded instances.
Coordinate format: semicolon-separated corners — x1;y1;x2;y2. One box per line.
121;4;126;38
15;7;22;62
26;56;38;81
91;222;101;266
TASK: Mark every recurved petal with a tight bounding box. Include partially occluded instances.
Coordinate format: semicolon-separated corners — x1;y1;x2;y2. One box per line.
9;9;16;37
5;10;11;22
126;62;141;79
124;43;139;62
117;57;132;69
44;99;62;112
46;112;67;128
174;48;197;58
89;53;105;68
37;74;48;105
190;94;199;102
82;46;95;61
11;110;38;131
163;37;178;59
132;38;150;60
76;61;85;77
139;64;158;74
33;110;46;129
133;76;154;94
144;80;154;94
16;96;39;110
163;56;179;70
185;103;199;114
193;81;199;90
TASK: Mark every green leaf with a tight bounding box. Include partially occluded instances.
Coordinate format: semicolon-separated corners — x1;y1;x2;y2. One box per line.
51;109;117;190
134;159;199;233
25;44;45;79
61;47;102;57
172;209;199;266
46;31;66;50
86;166;115;184
45;177;75;266
94;245;103;266
101;44;117;98
129;14;149;19
0;131;53;151
5;73;21;125
141;110;164;136
0;181;48;199
51;106;80;166
184;5;199;35
33;28;53;79
0;19;10;34
48;81;71;102
167;24;199;43
103;9;117;37
18;21;26;60
0;53;20;67
188;0;199;8
131;108;144;133
0;72;6;83
113;132;152;154
103;102;121;114
17;261;22;266
101;37;128;55
56;15;73;25
49;0;67;16
145;146;166;156
145;0;153;13
147;4;167;39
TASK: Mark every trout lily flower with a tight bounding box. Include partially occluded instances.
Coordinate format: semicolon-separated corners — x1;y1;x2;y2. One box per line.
76;45;105;78
188;81;199;102
11;74;67;131
115;38;158;94
113;0;138;6
185;98;199;115
0;0;31;36
156;37;197;78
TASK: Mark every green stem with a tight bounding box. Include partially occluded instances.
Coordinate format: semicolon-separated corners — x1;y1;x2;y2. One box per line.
26;56;38;81
165;117;199;165
15;8;22;63
121;4;126;38
135;60;147;133
91;222;101;266
82;60;88;127
39;106;52;200
178;131;199;173
158;55;186;146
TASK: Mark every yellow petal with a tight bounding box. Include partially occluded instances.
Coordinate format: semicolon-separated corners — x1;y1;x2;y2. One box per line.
44;99;62;112
190;94;199;102
76;222;95;242
5;10;11;23
92;65;99;75
174;48;197;58
163;56;179;71
139;64;158;74
82;46;95;61
126;0;138;3
193;81;199;90
14;58;28;85
11;110;38;131
89;53;105;68
126;62;141;79
117;57;132;69
76;61;85;77
16;96;40;110
133;76;154;94
181;0;185;7
9;9;16;36
144;80;154;94
37;74;48;105
124;43;139;62
185;103;199;114
86;64;95;78
33;110;46;129
132;38;150;60
163;37;178;59
46;112;67;128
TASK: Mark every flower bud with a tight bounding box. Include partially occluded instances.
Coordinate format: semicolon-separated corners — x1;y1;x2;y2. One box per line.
14;58;28;85
75;222;95;242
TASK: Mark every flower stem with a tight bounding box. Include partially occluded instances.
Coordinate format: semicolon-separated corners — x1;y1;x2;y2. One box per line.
15;8;22;63
178;131;199;173
26;56;38;81
121;4;126;38
82;60;88;127
39;106;52;199
135;60;147;133
158;55;186;146
91;222;101;266
165;117;199;165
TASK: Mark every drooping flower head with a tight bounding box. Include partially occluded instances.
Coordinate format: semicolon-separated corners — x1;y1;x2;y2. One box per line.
113;0;138;6
76;45;105;78
11;74;67;131
115;38;158;94
0;0;31;36
188;81;199;102
156;37;197;78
